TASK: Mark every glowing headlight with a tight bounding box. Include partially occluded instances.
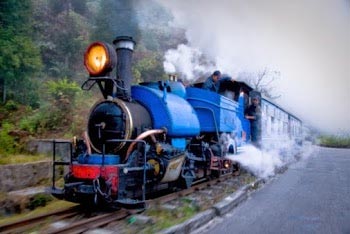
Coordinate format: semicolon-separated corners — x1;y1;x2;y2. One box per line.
224;160;231;169
84;42;117;76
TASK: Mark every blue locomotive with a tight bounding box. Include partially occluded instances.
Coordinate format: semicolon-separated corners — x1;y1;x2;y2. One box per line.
51;36;302;208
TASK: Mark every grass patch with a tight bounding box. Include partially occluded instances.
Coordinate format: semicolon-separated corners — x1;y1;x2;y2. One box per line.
0;154;49;165
141;199;200;233
317;134;350;148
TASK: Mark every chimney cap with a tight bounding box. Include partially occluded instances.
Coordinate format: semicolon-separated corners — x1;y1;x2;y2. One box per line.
113;36;136;45
113;36;136;51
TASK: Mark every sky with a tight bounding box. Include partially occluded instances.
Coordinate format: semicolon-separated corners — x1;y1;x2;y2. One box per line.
156;0;350;134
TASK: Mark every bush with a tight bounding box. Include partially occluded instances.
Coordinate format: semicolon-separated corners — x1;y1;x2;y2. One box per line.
318;134;350;148
4;100;19;111
18;112;39;135
18;78;83;135
0;122;17;155
19;104;63;133
46;78;81;102
26;194;53;210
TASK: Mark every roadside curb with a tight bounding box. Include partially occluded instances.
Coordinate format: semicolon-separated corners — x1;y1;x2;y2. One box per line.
212;186;248;217
159;178;265;234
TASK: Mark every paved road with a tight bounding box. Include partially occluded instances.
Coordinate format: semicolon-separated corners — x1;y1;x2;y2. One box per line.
195;147;350;234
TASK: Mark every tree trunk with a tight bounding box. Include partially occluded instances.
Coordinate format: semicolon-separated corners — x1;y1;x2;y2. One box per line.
0;77;6;104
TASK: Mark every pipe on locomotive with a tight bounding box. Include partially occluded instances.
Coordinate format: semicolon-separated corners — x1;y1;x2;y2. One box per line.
125;129;166;162
113;36;136;100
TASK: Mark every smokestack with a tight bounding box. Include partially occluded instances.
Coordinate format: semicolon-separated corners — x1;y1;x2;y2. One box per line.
113;36;136;99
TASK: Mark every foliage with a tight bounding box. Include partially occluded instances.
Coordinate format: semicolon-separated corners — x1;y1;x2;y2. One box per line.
0;122;17;155
4;100;18;111
0;0;43;106
0;0;186;151
26;194;53;210
317;134;350;148
19;109;46;134
19;106;68;136
46;78;81;101
19;79;81;134
132;50;167;83
32;0;90;79
0;104;34;153
91;0;141;42
45;78;81;130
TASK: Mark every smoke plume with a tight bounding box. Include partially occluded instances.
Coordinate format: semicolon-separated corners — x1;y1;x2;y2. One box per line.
157;0;350;134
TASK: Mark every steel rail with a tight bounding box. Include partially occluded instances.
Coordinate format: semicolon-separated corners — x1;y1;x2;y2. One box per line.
46;209;130;234
0;205;80;234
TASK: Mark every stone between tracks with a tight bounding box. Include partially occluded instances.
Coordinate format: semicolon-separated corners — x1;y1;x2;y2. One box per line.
159;179;265;234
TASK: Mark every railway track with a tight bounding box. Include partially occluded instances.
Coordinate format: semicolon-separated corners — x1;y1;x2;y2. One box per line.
146;171;256;212
0;172;254;234
146;172;234;207
0;205;80;234
46;209;130;234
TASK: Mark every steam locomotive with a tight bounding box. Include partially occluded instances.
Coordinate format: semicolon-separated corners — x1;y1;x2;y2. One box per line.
51;36;302;208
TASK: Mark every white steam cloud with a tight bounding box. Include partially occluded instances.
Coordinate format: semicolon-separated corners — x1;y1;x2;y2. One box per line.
227;146;283;178
163;44;215;81
226;142;316;178
157;0;350;134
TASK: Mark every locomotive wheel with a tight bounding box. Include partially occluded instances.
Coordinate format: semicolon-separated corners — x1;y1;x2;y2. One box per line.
148;159;161;176
147;157;165;181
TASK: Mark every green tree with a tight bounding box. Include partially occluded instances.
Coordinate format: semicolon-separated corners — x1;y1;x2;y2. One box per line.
0;0;43;106
32;0;90;80
91;0;141;42
19;78;81;134
132;50;167;83
0;122;17;155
